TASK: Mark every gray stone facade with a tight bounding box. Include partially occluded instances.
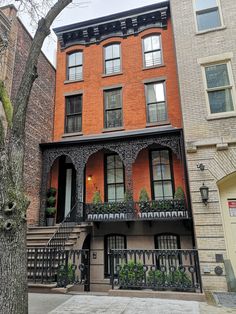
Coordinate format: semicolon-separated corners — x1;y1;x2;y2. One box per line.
170;0;236;291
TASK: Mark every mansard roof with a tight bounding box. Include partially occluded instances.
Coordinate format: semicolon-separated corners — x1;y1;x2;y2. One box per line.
54;1;169;49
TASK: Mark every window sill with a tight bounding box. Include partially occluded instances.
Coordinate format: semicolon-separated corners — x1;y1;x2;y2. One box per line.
62;132;83;138
196;25;226;36
146;121;170;127
102;127;124;133
102;72;123;78
64;79;84;84
142;64;165;71
206;112;236;121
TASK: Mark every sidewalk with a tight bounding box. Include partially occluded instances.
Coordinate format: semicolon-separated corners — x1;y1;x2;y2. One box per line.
28;293;236;314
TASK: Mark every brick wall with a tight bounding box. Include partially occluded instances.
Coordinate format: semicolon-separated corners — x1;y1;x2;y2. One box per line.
10;18;56;225
54;19;182;140
170;0;236;291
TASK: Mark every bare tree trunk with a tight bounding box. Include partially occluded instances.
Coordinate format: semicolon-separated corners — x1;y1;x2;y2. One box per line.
0;1;72;313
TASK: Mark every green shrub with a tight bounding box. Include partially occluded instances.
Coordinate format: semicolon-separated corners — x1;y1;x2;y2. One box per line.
45;207;56;217
119;260;145;286
124;190;133;201
174;187;185;200
167;269;192;286
57;262;75;285
147;269;165;285
47;196;56;207
47;187;57;197
92;191;102;204
139;188;150;202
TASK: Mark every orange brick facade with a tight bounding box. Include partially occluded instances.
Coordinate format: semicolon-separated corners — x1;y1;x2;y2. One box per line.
51;18;185;207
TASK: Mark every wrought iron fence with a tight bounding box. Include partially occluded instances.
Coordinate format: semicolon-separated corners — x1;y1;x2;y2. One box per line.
109;249;202;293
27;248;90;289
85;199;189;222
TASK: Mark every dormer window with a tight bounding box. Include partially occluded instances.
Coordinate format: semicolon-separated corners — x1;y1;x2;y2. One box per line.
143;35;162;68
104;44;121;75
67;51;83;81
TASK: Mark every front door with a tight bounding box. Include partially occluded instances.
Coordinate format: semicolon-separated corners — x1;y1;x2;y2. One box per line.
219;172;236;276
57;157;76;223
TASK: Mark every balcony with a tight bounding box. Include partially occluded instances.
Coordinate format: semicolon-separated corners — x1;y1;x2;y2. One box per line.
84;199;190;222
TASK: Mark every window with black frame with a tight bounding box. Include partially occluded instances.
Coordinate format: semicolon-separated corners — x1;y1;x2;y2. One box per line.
104;234;126;277
104;88;122;129
155;234;180;270
104;44;121;74
65;95;82;133
105;154;125;202
150;150;173;200
67;51;83;81
143;35;162;68
146;82;167;123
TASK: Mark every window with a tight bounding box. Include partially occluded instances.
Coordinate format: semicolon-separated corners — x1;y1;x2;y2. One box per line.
104;44;121;75
105;154;125;202
146;82;167;123
104;234;126;277
65;95;82;133
143;35;162;68
204;63;235;114
67;52;83;81
194;0;222;32
155;234;180;268
150;150;173;200
104;88;122;128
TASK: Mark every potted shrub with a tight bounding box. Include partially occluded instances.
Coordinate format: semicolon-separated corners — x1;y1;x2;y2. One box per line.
174;186;186;217
119;260;145;289
45;207;56;226
45;187;57;226
138;188;150;218
91;191;102;220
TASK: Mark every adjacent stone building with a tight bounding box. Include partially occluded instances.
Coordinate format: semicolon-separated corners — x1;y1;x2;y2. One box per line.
0;5;56;225
170;0;236;291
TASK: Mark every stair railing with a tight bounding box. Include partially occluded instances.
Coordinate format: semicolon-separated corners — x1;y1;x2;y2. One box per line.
45;201;83;250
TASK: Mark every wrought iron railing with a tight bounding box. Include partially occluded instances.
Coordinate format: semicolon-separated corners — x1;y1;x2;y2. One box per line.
46;201;83;250
109;249;202;293
27;248;90;289
85;199;189;222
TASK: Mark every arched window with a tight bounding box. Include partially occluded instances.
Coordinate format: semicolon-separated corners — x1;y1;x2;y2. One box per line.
104;44;121;75
143;35;162;68
104;234;126;277
67;51;83;81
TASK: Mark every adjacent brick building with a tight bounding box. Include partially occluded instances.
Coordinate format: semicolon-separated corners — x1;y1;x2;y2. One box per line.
0;5;56;225
39;2;202;293
171;0;236;291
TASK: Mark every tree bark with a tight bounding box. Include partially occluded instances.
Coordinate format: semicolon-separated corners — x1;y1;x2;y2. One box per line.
0;1;72;313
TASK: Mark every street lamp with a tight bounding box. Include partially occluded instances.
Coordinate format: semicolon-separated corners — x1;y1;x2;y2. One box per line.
199;183;209;205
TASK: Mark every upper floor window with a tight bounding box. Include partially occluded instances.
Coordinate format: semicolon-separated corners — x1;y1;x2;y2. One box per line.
204;62;235;114
150;150;173;200
143;35;162;68
65;95;82;133
194;0;222;32
105;154;125;202
104;88;122;129
67;51;83;81
104;44;121;75
145;82;167;123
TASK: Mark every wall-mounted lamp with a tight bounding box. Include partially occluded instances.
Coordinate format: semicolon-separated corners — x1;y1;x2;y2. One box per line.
199;183;209;205
197;163;205;171
87;175;92;181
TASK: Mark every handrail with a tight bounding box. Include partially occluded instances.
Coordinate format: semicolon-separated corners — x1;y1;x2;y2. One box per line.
45;201;82;249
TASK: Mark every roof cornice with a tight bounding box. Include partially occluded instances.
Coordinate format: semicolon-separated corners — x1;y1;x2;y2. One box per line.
54;1;170;49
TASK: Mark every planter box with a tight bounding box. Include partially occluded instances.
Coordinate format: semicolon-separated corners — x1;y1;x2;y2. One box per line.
46;217;55;226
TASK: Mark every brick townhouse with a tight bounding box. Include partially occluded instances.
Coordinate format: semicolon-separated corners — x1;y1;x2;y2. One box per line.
0;5;56;225
171;0;236;292
29;1;204;294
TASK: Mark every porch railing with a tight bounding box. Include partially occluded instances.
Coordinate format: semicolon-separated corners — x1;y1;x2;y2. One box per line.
27;248;90;289
109;249;202;293
85;199;189;222
46;201;82;250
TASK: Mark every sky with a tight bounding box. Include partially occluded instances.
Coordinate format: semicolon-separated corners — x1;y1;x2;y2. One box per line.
19;0;164;66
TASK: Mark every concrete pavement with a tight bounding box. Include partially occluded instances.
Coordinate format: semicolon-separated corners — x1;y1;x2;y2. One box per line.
29;293;236;314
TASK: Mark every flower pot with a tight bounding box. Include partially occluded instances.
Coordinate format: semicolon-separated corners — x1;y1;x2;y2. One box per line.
46;217;55;226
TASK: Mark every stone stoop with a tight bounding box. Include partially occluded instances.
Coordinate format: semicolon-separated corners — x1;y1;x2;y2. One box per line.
108;289;206;302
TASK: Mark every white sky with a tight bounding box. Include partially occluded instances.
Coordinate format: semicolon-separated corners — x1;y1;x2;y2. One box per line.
20;0;164;66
